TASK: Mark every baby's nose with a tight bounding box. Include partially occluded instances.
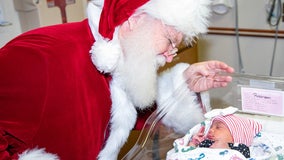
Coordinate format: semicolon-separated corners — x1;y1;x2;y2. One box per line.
208;128;214;134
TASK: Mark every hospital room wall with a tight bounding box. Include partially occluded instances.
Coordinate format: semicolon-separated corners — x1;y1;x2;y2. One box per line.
0;0;21;47
0;0;88;48
2;0;284;77
198;0;284;77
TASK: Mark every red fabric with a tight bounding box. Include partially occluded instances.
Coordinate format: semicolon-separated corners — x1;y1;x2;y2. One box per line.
0;20;113;160
99;0;149;39
0;129;25;159
0;20;155;160
0;19;154;160
135;106;156;130
0;130;9;160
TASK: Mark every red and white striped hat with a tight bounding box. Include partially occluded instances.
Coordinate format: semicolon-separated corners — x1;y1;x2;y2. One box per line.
211;114;262;146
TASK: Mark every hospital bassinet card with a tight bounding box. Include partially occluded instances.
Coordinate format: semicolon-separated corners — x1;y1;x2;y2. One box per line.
241;87;284;117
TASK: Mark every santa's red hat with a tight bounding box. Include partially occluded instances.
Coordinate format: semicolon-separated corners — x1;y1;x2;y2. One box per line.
212;114;262;146
87;0;212;73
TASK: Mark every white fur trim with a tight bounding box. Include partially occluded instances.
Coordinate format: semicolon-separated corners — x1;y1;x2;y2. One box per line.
98;78;137;160
87;0;212;73
90;29;122;73
157;63;211;134
139;0;212;43
88;2;123;73
88;3;137;158
87;1;103;40
18;148;59;160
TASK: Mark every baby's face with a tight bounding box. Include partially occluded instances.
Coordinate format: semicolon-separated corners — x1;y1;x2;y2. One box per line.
206;120;233;148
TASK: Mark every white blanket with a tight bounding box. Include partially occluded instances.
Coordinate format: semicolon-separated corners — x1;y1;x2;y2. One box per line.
166;107;284;160
166;129;284;160
167;147;247;160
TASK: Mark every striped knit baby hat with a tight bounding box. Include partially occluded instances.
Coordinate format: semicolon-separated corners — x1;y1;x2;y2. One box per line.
211;114;262;146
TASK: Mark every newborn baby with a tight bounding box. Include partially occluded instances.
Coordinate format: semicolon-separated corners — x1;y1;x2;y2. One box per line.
167;107;263;159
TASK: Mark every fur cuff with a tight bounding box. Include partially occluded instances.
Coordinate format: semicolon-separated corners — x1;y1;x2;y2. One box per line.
18;148;59;160
157;63;211;134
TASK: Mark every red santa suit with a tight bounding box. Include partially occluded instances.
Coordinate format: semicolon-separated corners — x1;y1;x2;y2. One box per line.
0;0;212;159
0;19;114;160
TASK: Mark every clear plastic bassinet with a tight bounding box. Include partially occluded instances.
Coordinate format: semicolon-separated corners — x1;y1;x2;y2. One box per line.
122;73;284;160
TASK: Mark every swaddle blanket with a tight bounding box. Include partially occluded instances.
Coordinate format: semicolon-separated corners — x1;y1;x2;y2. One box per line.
250;131;284;160
166;107;284;160
166;119;247;160
166;131;284;160
166;147;247;160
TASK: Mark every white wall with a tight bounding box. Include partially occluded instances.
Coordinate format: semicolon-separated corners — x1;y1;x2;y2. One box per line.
2;0;284;77
199;0;284;77
0;0;22;47
0;0;88;48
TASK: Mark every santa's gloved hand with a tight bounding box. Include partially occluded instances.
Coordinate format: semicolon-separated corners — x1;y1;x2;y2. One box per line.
183;60;234;92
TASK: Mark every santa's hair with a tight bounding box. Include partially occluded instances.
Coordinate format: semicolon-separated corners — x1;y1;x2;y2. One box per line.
138;0;212;44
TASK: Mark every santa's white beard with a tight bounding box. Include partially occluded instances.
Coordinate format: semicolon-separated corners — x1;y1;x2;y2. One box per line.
115;29;166;109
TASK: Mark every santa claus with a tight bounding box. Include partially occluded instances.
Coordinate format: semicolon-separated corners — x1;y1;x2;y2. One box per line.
0;0;234;159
